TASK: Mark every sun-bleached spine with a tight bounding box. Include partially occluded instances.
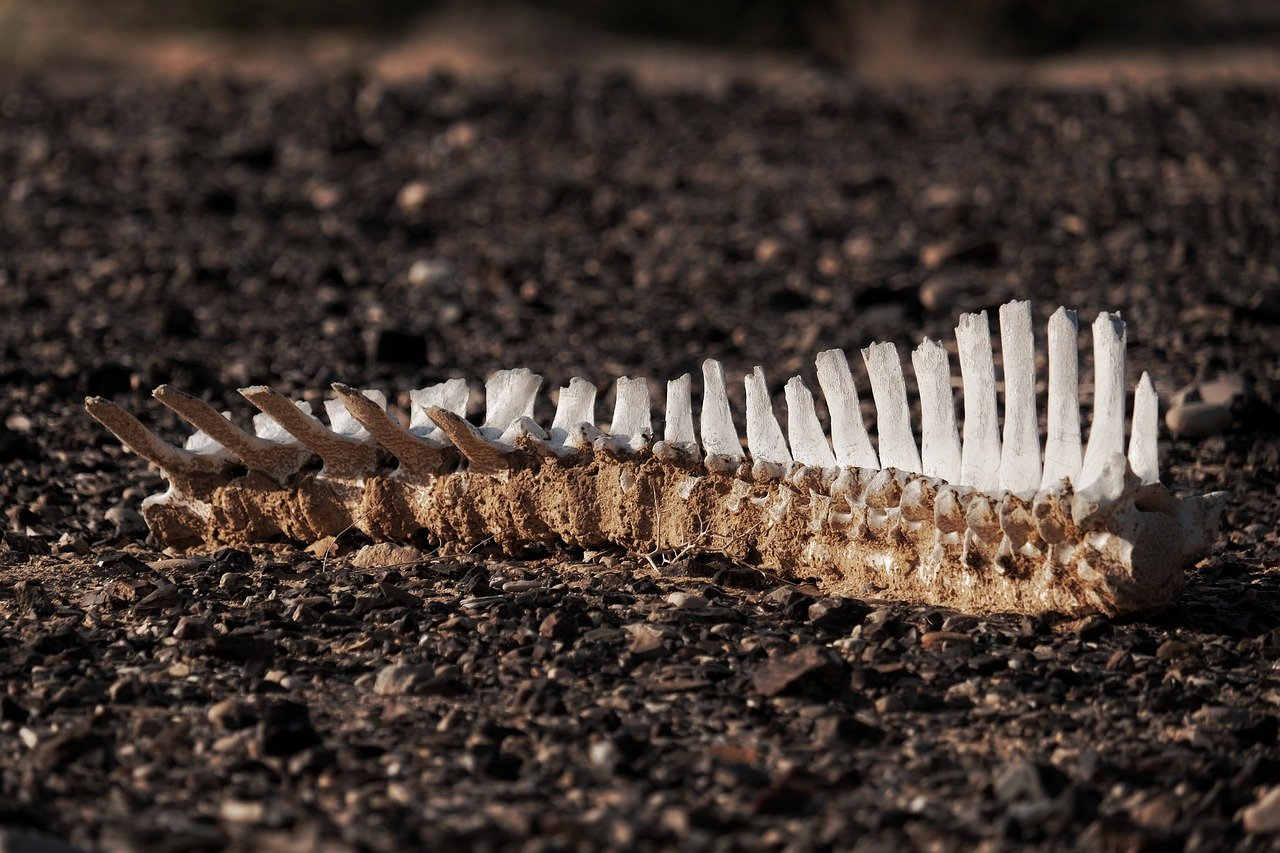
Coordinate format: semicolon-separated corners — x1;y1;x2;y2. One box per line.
784;377;836;469
862;341;921;474
955;311;1001;492
1080;311;1127;489
86;302;1225;618
1041;307;1082;489
911;339;961;484
815;349;878;470
998;300;1041;497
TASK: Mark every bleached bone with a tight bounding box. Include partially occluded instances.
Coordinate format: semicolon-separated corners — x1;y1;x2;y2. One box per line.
656;374;698;460
956;311;1001;492
784;377;836;468
815;349;878;470
700;359;743;468
550;377;596;451
862;341;921;474
1079;312;1126;489
607;377;652;453
240;386;380;479
153;385;310;481
87;302;1226;617
911;339;961;484
1041;307;1082;488
330;383;452;478
745;367;791;467
998;300;1041;497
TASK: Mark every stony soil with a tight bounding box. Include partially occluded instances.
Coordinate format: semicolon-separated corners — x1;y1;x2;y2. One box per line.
0;71;1278;851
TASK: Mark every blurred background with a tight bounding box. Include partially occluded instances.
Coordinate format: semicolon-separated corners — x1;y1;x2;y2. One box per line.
3;0;1280;84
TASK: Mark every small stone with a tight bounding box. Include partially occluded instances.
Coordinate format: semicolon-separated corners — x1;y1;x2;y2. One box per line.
173;615;211;641
104;505;146;535
407;258;455;287
994;757;1068;804
208;697;256;731
752;646;849;699
374;663;435;696
304;537;338;559
352;542;423;570
1242;786;1280;833
254;699;322;757
1156;638;1191;660
397;180;431;212
666;592;707;610
625;624;668;661
920;630;972;649
220;799;265;824
1166;401;1232;438
538;612;580;641
807;597;868;630
219;572;248;590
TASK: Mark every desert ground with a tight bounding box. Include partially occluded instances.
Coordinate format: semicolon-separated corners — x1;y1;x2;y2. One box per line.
1;45;1279;850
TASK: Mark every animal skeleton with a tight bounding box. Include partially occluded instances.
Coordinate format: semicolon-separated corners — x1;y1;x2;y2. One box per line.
86;302;1224;616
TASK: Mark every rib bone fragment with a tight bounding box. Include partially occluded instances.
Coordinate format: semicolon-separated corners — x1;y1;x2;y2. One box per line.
86;303;1226;617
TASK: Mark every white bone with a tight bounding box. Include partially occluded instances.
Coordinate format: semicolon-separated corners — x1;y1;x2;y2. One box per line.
253;399;314;443
998;301;1041;498
700;359;743;459
482;368;542;437
325;389;385;440
911;338;961;484
409;379;469;436
862;341;921;473
1041;307;1082;489
550;377;596;448
663;374;698;453
1128;372;1159;485
784;376;836;468
1080;311;1127;490
815;348;878;470
744;367;792;464
956;311;1001;493
609;376;652;452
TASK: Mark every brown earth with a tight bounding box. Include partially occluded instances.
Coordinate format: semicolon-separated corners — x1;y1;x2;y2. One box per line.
0;65;1279;850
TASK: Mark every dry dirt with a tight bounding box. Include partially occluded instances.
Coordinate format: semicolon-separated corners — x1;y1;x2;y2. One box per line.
0;66;1279;850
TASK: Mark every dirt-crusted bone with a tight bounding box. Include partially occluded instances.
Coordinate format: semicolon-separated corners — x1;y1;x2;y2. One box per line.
85;302;1226;617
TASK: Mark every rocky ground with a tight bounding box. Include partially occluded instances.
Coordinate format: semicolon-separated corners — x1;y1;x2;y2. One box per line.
0;71;1278;850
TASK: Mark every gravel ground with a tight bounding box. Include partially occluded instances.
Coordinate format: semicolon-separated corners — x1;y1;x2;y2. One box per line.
0;71;1278;851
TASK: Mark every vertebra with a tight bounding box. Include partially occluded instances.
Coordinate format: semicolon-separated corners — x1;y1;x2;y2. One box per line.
85;302;1225;616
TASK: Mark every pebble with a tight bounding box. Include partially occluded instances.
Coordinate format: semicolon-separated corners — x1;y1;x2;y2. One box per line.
373;663;435;696
666;592;707;610
752;646;848;699
1166;401;1233;438
208;697;256;731
351;542;423;570
1243;786;1280;834
104;505;146;535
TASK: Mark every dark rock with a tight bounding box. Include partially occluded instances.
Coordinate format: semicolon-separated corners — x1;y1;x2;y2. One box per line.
994;757;1069;804
807;597;868;630
752;646;849;699
255;700;322;757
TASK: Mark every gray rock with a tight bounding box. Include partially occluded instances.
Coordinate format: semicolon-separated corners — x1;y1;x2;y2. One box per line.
104;505;146;535
374;663;435;696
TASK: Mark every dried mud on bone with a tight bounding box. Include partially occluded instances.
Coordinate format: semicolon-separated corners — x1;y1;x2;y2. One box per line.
88;302;1224;617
